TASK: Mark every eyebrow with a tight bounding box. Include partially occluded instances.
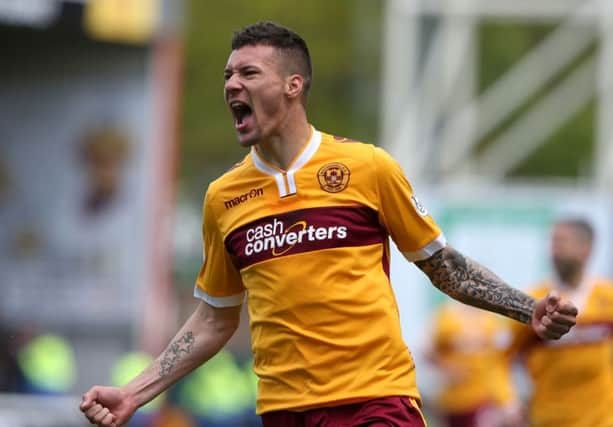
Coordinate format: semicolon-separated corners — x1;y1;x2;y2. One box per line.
224;64;261;76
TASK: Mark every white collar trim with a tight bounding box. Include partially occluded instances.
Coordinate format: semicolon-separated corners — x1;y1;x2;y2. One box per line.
250;127;322;197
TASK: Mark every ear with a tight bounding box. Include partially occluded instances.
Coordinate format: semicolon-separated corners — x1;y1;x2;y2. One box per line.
285;74;304;100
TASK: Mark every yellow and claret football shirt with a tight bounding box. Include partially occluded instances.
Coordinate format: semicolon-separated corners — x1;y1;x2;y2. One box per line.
508;278;613;427
194;127;446;414
430;302;516;414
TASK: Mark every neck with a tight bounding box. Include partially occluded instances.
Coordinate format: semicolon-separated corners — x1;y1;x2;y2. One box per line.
255;110;311;171
557;268;585;289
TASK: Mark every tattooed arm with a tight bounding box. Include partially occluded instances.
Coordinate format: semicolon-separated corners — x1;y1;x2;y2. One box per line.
414;246;534;324
80;301;241;427
413;246;577;336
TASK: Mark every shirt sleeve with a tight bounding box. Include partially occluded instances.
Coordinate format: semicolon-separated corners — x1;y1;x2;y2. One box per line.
374;146;446;261
194;189;245;307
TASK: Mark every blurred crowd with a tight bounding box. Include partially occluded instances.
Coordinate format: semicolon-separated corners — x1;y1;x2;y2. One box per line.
0;326;260;427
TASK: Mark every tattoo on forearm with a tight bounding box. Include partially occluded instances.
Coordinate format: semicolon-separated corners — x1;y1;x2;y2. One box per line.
415;247;535;324
159;331;195;378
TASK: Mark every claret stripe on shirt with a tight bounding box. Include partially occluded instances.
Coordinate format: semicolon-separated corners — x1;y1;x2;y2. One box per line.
224;205;387;269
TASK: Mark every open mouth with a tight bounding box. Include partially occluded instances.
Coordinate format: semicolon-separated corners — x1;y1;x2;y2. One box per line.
230;101;253;128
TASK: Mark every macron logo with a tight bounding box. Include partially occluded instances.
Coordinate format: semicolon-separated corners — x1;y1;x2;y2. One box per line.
224;188;264;210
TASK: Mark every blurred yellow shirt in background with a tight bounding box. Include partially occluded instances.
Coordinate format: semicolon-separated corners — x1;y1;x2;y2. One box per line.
430;302;516;414
509;279;613;427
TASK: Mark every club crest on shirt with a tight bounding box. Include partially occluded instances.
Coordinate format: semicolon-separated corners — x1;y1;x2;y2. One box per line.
317;162;350;193
411;195;429;217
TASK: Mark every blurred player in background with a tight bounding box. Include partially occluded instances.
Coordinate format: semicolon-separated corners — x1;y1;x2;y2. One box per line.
507;218;613;427
427;301;521;427
80;22;578;427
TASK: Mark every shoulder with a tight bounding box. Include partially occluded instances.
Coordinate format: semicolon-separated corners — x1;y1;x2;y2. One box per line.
592;278;613;297
205;154;252;201
434;302;453;318
322;132;366;145
593;277;613;287
525;282;552;299
587;279;613;319
317;131;402;176
319;131;378;159
321;132;397;164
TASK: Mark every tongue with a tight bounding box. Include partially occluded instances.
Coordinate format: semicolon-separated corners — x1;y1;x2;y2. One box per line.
236;112;253;131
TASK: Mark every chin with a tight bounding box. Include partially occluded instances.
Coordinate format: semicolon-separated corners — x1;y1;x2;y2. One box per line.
236;132;259;147
237;138;257;148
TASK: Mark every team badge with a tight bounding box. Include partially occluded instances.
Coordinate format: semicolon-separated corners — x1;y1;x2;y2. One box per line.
317;162;350;193
411;195;429;217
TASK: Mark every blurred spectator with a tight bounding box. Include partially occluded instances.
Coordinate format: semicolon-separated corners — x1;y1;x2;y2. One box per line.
426;301;520;427
16;332;76;395
173;350;257;427
507;218;613;427
0;324;26;392
79;125;131;216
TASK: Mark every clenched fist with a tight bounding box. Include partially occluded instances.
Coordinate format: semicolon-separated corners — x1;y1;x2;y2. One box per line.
531;291;578;340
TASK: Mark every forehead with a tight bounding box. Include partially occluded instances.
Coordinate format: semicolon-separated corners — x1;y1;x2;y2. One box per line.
552;223;583;242
552;223;572;236
225;44;279;69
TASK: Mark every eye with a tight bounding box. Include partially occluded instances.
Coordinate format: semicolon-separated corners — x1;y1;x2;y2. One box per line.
243;69;258;78
223;72;232;81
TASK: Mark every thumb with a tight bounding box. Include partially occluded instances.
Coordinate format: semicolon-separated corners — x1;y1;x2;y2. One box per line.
80;388;99;411
545;291;560;314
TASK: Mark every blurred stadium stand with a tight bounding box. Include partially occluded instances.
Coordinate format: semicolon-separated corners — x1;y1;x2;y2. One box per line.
0;0;184;425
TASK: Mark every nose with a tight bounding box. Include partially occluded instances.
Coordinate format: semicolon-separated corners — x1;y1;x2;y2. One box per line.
224;73;242;95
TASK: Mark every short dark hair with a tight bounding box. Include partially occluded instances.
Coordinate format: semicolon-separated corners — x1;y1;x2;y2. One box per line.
557;217;595;244
231;21;312;98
